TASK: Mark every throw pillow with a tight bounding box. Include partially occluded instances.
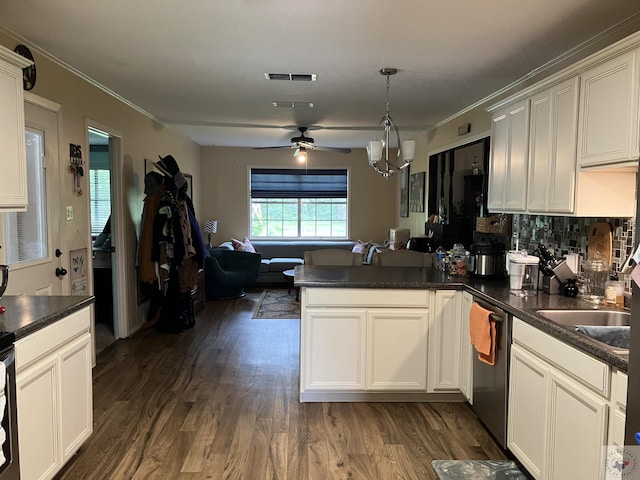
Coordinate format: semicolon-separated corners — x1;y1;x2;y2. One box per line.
352;240;372;262
243;237;256;253
231;238;246;251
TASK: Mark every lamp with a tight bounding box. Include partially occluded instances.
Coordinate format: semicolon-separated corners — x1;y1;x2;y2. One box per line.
367;68;415;179
203;219;218;248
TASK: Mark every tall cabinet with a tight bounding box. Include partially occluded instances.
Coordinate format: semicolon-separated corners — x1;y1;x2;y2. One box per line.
0;45;31;211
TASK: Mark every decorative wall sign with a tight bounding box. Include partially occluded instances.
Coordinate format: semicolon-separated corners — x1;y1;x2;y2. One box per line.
400;166;409;217
70;248;88;296
409;171;425;213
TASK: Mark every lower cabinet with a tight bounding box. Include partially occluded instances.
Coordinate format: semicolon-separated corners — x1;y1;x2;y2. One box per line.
458;291;473;403
367;309;428;390
302;308;367;391
427;290;462;392
302;307;428;392
16;307;93;480
509;318;613;480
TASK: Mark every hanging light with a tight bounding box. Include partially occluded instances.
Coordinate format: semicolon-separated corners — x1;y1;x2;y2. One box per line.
367;68;415;179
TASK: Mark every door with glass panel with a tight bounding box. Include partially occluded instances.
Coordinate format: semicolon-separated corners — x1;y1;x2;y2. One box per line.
0;100;61;295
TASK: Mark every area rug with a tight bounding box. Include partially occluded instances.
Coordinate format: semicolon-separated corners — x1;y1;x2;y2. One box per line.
432;460;527;480
252;289;300;319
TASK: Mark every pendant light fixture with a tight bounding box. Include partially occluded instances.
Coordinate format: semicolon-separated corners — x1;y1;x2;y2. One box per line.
367;68;415;179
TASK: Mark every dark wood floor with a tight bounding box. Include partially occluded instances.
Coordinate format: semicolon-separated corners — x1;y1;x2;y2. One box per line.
56;290;507;480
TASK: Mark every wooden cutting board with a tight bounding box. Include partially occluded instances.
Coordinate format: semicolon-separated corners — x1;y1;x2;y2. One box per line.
587;222;612;264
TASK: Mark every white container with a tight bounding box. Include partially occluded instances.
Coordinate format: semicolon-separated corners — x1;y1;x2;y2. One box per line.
509;255;539;295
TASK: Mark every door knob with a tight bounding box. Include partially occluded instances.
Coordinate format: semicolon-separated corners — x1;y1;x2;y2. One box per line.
55;267;68;277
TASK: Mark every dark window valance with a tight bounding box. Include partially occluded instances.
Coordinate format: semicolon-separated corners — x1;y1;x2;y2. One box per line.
250;168;348;198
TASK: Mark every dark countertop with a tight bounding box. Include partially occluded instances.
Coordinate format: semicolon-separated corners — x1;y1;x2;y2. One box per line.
295;265;629;372
0;295;95;340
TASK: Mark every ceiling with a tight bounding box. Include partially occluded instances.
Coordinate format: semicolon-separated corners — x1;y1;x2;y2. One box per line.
2;1;640;150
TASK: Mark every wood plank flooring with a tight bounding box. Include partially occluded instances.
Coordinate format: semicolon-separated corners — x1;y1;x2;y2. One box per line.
56;289;507;480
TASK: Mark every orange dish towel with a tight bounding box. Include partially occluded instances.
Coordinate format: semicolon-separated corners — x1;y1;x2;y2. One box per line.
470;302;497;366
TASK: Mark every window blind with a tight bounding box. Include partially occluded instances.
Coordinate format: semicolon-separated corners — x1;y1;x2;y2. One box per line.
250;168;347;199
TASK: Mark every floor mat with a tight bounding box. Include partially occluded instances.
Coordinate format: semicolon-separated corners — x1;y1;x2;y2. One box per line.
432;460;527;480
252;289;300;319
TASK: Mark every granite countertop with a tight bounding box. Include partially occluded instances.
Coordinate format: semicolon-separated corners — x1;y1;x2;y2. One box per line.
0;295;95;340
295;265;630;372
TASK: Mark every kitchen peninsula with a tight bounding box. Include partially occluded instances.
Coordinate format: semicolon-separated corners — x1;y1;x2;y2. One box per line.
295;265;628;374
295;265;629;479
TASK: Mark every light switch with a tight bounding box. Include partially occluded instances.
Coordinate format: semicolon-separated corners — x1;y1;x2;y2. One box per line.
66;206;73;220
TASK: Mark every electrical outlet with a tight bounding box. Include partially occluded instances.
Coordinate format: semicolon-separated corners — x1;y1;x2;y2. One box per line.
66;206;73;221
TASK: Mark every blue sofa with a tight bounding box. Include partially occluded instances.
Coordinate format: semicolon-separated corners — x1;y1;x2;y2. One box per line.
217;240;382;285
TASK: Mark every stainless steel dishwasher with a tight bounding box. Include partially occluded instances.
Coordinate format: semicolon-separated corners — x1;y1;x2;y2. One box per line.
470;298;511;449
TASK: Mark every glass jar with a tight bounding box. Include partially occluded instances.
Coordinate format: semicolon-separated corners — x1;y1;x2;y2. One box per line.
582;251;609;303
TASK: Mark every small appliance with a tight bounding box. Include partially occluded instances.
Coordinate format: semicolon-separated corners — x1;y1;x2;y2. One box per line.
509;254;539;295
469;241;506;277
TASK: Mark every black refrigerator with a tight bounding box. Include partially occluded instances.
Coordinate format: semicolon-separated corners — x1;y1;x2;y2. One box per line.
625;170;640;445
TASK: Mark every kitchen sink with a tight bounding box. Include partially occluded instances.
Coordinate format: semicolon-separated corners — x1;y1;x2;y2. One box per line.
536;309;630;327
536;309;630;355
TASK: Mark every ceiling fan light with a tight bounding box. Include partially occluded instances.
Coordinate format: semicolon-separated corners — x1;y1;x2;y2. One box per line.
295;146;307;163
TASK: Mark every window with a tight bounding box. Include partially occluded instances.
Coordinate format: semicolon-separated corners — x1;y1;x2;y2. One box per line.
4;127;48;264
250;168;348;238
90;169;111;236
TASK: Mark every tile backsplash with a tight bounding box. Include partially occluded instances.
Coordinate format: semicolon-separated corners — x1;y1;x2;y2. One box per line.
512;215;635;292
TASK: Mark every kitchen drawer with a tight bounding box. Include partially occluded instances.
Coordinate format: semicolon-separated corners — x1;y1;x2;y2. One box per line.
513;318;610;396
305;288;429;308
15;306;91;371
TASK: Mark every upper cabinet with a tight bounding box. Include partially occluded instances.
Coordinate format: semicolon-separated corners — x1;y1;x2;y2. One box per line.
527;77;579;214
0;46;31;211
577;49;640;168
487;33;640;217
487;99;529;213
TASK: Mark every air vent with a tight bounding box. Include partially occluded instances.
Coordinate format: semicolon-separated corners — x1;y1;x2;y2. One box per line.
264;73;317;81
272;101;314;108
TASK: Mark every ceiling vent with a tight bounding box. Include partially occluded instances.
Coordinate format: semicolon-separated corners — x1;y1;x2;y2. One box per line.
272;101;314;108
264;73;317;81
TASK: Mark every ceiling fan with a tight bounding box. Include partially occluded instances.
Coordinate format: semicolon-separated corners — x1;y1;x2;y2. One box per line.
254;127;351;155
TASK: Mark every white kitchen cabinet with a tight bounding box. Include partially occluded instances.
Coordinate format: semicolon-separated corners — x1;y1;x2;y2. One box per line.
509;317;611;480
0;46;31;211
302;308;367;391
508;344;549;480
427;290;462;392
367;309;427;390
608;369;627;448
577;49;640;168
546;369;608;480
458;292;473;403
16;354;59;480
300;288;431;400
487;99;529;213
527;77;579;213
15;306;93;480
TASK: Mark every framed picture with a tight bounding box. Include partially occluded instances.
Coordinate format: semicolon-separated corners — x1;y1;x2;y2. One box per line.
400;166;409;217
409;171;425;213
